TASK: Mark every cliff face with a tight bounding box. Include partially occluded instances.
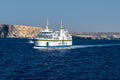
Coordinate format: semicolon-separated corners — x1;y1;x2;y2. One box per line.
0;24;43;38
72;32;120;40
1;24;120;40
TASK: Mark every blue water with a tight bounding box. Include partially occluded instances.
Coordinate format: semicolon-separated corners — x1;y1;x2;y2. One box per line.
0;38;120;80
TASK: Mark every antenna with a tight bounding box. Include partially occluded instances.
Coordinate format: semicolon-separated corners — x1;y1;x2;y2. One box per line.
60;19;64;29
60;19;63;29
61;19;62;27
46;18;48;29
60;19;62;28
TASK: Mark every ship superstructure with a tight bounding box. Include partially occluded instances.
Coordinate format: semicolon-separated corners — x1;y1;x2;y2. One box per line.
34;20;72;47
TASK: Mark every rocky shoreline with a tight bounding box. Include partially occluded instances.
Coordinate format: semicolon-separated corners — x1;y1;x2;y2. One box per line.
0;24;120;40
72;32;120;40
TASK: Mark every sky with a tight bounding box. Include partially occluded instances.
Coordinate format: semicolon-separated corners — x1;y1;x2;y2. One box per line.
0;0;120;32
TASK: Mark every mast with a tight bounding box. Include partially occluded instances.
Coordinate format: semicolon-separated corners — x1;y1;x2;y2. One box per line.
60;19;65;40
61;20;62;28
60;19;64;29
46;19;49;31
46;19;48;29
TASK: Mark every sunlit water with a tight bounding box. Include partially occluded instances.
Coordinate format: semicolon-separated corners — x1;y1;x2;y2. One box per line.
0;38;120;80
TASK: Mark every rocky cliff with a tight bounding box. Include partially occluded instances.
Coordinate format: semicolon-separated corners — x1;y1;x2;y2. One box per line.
1;24;120;40
72;32;120;40
0;24;43;38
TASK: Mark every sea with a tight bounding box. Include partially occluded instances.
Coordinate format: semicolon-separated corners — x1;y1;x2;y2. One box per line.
0;38;120;80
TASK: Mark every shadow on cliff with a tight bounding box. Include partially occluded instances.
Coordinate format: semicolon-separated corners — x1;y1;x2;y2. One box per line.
0;24;9;38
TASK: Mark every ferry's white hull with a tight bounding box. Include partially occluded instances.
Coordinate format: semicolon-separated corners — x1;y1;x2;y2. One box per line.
33;46;73;50
35;40;72;47
34;20;72;48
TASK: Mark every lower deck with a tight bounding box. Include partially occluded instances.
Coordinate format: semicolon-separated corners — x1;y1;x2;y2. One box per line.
35;40;72;47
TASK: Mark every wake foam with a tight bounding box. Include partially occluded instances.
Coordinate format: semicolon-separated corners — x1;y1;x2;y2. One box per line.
33;43;120;50
70;43;120;49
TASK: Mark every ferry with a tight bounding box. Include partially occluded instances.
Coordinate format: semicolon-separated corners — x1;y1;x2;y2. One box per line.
34;20;72;49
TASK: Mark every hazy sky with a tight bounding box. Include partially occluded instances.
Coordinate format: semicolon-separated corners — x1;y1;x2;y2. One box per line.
0;0;120;32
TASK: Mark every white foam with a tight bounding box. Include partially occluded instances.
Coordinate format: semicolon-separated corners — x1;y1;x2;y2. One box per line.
70;43;120;49
33;46;72;50
28;40;34;43
33;43;120;50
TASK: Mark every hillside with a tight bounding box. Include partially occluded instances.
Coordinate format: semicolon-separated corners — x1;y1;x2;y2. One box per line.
0;24;120;40
0;24;43;38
